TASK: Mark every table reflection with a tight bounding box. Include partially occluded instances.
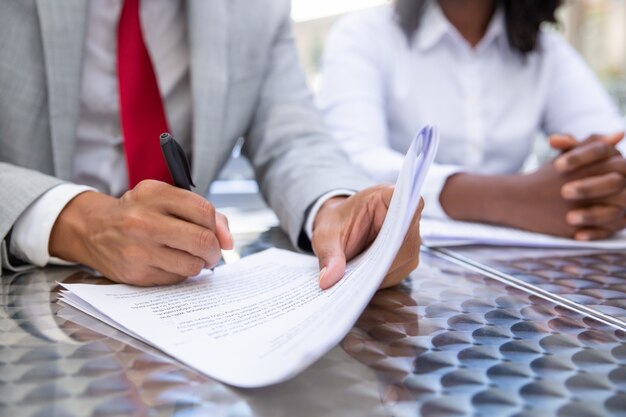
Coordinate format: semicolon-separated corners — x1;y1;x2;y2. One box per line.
1;232;388;417
438;246;626;330
2;230;626;416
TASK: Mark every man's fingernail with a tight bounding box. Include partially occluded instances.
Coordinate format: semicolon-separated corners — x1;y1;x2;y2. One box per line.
318;267;327;285
576;232;592;241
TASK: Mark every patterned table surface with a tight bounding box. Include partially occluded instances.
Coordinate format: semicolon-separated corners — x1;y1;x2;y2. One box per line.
438;247;626;332
2;231;626;417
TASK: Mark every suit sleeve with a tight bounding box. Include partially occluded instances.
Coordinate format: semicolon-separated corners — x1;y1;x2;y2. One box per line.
242;3;375;250
0;162;67;272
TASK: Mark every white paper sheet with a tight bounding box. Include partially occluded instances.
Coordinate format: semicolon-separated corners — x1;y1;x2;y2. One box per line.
421;217;626;249
58;126;439;388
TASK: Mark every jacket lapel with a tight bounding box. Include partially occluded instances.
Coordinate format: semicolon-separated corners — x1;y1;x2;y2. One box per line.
36;0;87;180
187;0;230;196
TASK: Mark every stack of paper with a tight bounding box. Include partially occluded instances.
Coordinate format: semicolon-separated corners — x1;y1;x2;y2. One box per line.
421;217;626;249
58;126;439;388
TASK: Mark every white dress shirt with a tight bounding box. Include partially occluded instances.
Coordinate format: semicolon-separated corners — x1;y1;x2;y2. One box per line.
318;2;625;218
73;0;192;197
11;1;338;266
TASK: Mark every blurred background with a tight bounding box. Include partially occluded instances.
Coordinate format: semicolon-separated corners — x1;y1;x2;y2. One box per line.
213;0;626;201
291;0;626;106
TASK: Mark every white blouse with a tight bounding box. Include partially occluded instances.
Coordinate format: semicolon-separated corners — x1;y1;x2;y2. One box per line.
318;2;625;218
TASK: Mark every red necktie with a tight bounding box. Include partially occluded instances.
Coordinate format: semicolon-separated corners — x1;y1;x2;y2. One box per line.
117;0;172;188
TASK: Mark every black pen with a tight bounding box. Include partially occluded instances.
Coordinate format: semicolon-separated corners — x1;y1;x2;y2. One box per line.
160;133;195;190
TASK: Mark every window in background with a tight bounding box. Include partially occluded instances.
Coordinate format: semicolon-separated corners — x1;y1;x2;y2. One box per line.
562;0;626;112
291;0;387;88
291;0;387;22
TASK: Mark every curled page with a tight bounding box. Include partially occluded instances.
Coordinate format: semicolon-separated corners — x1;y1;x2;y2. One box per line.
59;126;439;387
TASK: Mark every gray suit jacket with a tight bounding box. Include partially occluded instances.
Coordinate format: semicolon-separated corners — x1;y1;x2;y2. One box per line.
0;0;373;270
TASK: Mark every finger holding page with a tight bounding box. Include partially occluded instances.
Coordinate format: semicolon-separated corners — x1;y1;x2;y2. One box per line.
315;235;347;290
379;197;424;289
310;196;349;289
313;127;437;291
312;187;390;290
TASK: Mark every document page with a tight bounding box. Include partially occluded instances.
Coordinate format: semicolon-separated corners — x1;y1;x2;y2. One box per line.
421;217;626;249
59;126;439;388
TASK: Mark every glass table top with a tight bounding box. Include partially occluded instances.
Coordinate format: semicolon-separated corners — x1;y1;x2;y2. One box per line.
2;226;626;416
437;246;626;332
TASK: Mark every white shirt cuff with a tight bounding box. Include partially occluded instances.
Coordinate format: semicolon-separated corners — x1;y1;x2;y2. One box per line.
10;184;96;267
421;164;465;219
305;189;356;240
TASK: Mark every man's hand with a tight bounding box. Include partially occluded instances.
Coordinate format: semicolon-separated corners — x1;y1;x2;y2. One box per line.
49;180;233;286
310;185;424;290
549;132;626;240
